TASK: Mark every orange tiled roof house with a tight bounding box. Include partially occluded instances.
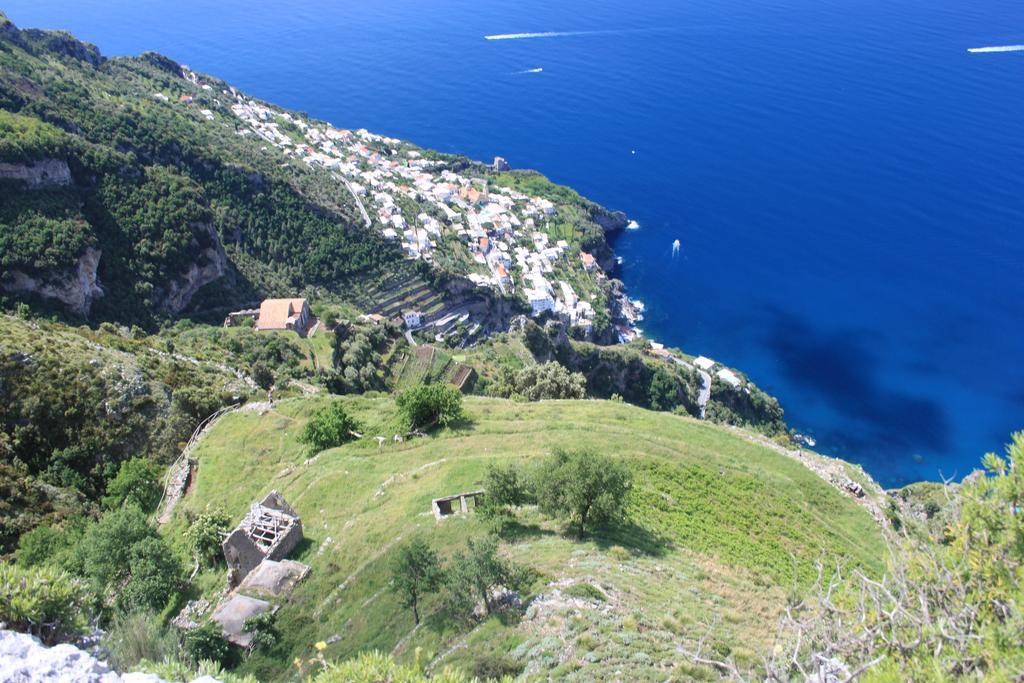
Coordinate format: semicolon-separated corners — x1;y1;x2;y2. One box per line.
256;298;311;335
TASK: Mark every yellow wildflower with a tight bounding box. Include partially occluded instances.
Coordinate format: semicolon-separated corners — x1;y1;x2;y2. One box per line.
315;640;327;651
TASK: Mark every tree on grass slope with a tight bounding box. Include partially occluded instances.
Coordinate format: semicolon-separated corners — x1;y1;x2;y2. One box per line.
389;538;442;625
444;536;521;619
299;402;360;453
80;505;157;589
185;505;232;567
534;448;632;538
395;384;463;432
479;462;529;530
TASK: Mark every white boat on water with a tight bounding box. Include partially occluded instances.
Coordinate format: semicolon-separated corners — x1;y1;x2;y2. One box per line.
626;220;640;230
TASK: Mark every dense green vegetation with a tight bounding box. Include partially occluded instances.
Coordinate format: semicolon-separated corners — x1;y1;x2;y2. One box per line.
325;318;398;393
0;16;401;322
0;314;248;552
489;361;586;401
396;383;465;431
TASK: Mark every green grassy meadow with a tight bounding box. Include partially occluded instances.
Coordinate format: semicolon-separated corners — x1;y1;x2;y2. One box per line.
168;396;884;680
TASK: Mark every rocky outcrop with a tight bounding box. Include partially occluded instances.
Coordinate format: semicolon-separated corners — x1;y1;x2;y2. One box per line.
591;207;628;234
19;28;103;66
0;158;72;189
0;629;222;682
154;222;227;314
1;247;103;316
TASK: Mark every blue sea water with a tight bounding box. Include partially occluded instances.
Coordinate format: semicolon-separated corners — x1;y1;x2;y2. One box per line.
5;0;1022;487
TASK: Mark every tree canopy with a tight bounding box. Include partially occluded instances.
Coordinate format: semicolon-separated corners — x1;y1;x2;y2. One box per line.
395;384;464;431
534;448;632;538
389;537;442;625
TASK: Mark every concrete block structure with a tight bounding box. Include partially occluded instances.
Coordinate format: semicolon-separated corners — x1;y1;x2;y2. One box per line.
431;490;485;520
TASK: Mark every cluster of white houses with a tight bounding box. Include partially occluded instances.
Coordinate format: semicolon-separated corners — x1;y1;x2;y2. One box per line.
226;95;604;334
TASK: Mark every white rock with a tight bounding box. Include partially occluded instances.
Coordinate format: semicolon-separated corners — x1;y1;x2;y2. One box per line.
0;630;119;682
0;630;223;683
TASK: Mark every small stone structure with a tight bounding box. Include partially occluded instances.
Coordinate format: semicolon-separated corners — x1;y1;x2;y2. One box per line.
211;595;271;648
431;490;485;520
222;491;303;587
237;559;311;597
223;308;259;327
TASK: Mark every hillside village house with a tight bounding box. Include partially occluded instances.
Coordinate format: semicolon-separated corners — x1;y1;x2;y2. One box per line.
402;310;422;328
256;298;311;335
580;251;597;272
527;288;555;315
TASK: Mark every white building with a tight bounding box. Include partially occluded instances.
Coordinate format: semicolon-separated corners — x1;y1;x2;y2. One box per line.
716;368;742;388
527;289;555;316
694;356;716;371
403;311;422;328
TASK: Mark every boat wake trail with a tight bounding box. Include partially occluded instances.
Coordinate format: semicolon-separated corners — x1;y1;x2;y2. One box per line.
967;45;1024;53
513;67;544;74
486;29;640;41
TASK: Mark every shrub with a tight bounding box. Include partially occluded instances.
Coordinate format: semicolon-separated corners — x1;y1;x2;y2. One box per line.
471;652;524;679
14;525;62;567
533;448;632;538
171;386;227;421
299;401;360;453
103;458;163;511
117;536;182;613
184;622;229;666
243;611;278;652
565;582;606;602
395;384;464;431
479;462;528;528
0;562;90;644
80;505;156;588
607;545;632;562
185;506;232;566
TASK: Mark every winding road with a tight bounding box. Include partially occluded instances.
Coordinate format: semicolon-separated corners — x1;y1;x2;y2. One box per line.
333;172;372;229
669;356;711;419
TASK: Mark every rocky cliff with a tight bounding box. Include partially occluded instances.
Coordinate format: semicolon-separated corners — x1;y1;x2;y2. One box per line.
1;247;104;316
153;221;227;315
0;158;72;188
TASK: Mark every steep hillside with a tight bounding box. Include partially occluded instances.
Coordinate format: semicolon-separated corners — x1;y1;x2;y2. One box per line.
165;396;884;680
0;14;401;325
0;13;632;341
0;313;257;551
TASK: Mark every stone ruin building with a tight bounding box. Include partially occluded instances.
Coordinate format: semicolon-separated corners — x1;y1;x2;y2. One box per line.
431;490;485;520
222;490;304;588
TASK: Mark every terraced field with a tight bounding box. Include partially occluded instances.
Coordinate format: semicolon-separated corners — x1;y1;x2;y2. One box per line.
166;396;885;681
